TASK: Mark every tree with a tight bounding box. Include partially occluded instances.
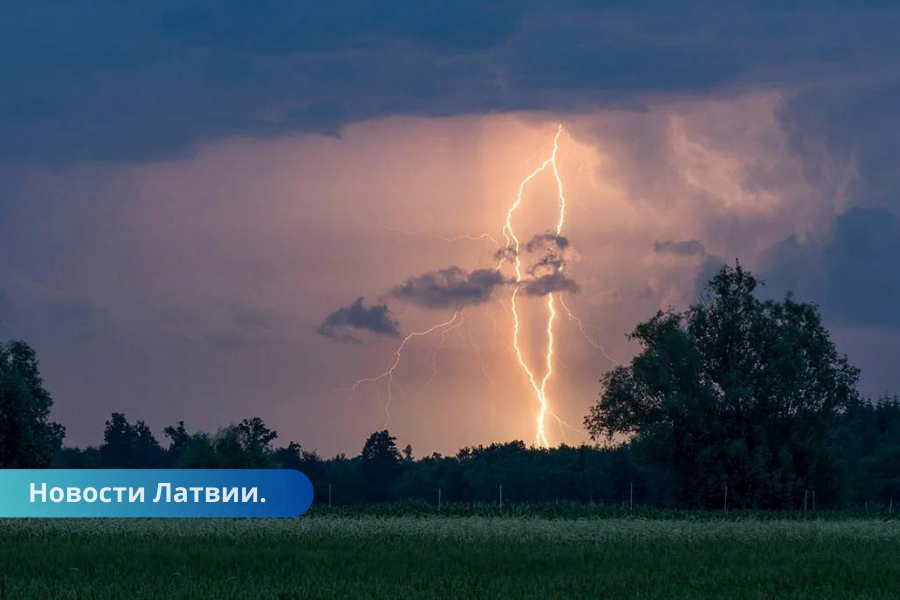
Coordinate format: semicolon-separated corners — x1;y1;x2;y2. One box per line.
236;417;278;459
360;430;402;503
214;417;277;468
0;340;65;467
585;262;860;508
100;413;165;468
273;441;326;492
178;433;220;468
830;396;900;506
163;420;191;461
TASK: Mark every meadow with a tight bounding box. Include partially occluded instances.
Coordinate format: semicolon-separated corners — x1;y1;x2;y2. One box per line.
1;511;899;599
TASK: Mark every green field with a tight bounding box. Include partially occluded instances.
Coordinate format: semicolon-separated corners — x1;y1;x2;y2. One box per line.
2;514;899;599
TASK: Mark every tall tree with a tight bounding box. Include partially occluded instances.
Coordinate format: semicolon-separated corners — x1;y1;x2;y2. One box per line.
585;263;860;508
361;430;402;503
0;340;65;467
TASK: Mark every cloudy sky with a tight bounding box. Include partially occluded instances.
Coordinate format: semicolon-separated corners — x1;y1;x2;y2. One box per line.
2;1;899;455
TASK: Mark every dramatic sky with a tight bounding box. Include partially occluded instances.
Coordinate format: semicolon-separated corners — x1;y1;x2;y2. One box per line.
2;1;899;455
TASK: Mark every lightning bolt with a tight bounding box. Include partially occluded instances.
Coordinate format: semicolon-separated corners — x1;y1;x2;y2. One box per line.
502;124;569;448
343;123;594;445
559;295;619;367
340;311;462;424
463;313;495;386
417;311;466;401
380;225;502;250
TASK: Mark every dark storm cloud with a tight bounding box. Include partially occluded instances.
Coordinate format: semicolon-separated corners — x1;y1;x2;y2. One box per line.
779;79;900;212
653;239;706;257
391;267;505;309
761;39;900;335
494;233;582;296
519;233;573;274
317;297;400;343
522;273;580;297
524;233;570;252
3;1;900;163
764;208;900;330
528;253;567;275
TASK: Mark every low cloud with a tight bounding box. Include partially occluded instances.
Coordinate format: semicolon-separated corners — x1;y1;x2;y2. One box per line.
524;233;570;252
391;266;505;309
653;239;706;257
522;273;580;297
317;297;400;343
489;233;582;296
494;233;572;264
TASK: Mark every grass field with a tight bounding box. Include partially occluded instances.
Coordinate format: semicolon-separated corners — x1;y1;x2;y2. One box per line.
1;514;900;599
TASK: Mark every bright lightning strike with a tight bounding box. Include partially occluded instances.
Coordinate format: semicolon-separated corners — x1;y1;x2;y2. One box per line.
343;123;596;446
501;124;569;448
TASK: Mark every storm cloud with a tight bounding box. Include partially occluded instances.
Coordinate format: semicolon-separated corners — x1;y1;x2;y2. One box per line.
764;208;900;330
524;233;570;252
653;239;706;257
3;0;900;452
317;297;400;343
390;267;505;310
3;2;900;164
522;273;580;297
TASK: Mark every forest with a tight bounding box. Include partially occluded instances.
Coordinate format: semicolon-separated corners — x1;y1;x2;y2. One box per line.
3;264;900;510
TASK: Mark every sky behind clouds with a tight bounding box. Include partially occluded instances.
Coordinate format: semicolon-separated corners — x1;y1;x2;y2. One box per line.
1;1;899;454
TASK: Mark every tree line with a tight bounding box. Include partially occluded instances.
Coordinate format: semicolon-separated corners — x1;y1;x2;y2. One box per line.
2;263;900;509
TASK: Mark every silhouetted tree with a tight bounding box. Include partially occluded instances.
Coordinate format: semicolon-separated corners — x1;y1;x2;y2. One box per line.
163;421;190;461
0;341;65;467
178;433;219;468
274;441;326;492
214;417;277;468
830;395;900;506
100;413;165;468
585;262;861;508
53;446;101;468
361;430;402;502
274;441;304;469
237;417;278;451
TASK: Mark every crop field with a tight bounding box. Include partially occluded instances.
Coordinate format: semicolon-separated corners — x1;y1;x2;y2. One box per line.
1;512;900;599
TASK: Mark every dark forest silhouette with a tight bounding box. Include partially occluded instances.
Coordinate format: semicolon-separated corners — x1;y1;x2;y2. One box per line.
3;264;900;509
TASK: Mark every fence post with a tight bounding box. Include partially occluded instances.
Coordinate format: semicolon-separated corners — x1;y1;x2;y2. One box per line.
630;481;633;510
499;484;503;512
804;490;808;513
438;488;442;512
812;490;816;512
724;485;728;512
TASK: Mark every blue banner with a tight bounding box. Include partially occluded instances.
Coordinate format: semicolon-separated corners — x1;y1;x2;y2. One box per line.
0;470;313;517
